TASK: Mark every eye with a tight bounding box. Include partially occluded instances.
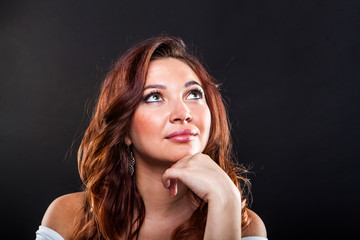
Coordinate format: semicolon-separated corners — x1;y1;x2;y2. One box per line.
187;89;204;100
143;91;163;103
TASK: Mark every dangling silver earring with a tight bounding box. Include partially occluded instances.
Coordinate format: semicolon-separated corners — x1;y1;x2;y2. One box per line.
127;145;135;176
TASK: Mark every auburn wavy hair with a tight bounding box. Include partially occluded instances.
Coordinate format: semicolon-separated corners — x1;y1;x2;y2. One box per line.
73;36;251;240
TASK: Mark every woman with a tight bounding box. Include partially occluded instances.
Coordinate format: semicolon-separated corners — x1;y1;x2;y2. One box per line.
36;36;267;240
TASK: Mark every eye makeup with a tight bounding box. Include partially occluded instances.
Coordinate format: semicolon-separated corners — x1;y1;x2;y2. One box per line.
186;87;205;100
141;85;205;103
142;90;163;103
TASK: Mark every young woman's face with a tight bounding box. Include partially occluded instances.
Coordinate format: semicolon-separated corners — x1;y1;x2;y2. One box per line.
128;58;211;166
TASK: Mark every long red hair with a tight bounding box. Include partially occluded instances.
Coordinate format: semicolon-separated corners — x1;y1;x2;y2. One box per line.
74;36;251;240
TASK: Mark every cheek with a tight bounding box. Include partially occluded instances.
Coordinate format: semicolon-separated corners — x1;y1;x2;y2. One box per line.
204;108;212;136
198;105;212;139
130;110;162;143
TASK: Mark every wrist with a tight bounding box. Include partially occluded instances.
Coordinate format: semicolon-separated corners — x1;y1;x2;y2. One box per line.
205;186;242;240
206;173;241;203
207;184;241;207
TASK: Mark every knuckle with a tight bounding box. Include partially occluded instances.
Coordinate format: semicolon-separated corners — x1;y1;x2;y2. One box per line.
163;168;172;177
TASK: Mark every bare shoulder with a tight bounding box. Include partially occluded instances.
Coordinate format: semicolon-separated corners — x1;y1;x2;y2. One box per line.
242;209;267;238
41;192;85;239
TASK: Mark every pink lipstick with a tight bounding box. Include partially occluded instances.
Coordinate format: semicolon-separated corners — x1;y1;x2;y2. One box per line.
165;129;197;142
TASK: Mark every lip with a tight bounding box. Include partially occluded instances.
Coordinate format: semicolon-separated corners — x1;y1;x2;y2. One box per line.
165;129;197;142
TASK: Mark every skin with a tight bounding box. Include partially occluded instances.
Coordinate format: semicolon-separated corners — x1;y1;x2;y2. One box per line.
41;58;267;240
127;58;211;170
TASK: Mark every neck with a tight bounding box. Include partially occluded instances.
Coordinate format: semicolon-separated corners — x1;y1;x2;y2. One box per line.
134;160;197;221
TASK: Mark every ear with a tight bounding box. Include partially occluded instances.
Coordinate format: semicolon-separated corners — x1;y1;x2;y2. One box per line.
125;135;132;146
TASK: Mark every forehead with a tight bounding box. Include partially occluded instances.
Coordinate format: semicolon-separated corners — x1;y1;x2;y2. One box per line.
145;58;202;86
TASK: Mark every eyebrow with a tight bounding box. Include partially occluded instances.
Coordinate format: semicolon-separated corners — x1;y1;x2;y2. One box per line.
143;80;202;90
185;80;202;88
143;84;166;90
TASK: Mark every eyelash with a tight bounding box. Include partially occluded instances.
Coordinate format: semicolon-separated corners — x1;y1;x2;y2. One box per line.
143;90;162;102
142;88;205;103
187;88;204;99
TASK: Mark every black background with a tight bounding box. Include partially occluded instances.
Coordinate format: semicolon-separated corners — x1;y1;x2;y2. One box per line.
1;0;359;239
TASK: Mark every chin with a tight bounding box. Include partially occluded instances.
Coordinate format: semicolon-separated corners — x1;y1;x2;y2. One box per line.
166;148;201;162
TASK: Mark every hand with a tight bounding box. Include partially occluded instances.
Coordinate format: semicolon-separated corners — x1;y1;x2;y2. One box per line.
163;153;243;239
162;153;240;203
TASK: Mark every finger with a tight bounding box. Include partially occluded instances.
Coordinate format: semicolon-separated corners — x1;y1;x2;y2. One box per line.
169;179;178;197
162;168;183;189
163;178;171;189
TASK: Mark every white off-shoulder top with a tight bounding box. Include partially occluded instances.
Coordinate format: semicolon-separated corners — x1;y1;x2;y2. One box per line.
36;226;268;240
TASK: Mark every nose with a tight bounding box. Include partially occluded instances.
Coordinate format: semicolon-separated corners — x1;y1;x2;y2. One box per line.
169;100;192;123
